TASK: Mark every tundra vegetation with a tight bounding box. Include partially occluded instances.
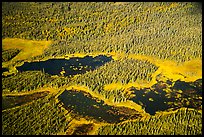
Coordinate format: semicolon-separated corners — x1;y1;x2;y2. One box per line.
2;2;202;135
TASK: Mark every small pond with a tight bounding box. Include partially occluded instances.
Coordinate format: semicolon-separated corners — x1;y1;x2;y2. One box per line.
2;68;9;73
130;79;202;115
16;55;112;76
58;90;141;123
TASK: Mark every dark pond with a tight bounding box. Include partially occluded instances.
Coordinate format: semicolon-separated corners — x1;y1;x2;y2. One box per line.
131;88;174;115
130;79;202;115
16;55;112;76
2;91;49;110
2;68;9;73
58;90;141;123
2;68;12;78
173;79;202;95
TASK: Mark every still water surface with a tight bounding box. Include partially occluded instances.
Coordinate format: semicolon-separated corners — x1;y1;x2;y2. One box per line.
16;55;112;76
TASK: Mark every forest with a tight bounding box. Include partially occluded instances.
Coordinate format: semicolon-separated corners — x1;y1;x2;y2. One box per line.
2;2;202;63
2;2;202;135
97;108;202;135
2;95;73;135
2;48;21;62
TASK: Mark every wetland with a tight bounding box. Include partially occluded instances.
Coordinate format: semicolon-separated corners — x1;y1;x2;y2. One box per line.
130;79;202;115
58;89;141;123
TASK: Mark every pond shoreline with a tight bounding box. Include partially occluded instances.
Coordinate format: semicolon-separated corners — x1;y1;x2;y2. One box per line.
15;55;113;77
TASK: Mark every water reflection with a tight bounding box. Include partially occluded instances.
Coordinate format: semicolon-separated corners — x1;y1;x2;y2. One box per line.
16;55;112;76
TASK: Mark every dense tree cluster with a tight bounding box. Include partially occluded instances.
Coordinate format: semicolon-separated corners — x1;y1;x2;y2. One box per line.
2;71;51;93
2;2;202;63
97;108;202;135
2;71;71;94
2;95;73;135
2;49;21;62
73;58;158;103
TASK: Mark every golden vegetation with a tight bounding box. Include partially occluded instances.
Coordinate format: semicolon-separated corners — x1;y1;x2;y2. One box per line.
128;54;202;85
2;38;52;63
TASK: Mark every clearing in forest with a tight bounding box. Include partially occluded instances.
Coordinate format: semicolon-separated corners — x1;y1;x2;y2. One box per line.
2;38;52;61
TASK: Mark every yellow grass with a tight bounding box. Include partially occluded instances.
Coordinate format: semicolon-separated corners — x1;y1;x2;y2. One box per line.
66;85;90;92
64;52;114;59
128;54;202;83
113;100;144;113
103;83;124;91
2;38;52;61
104;80;154;91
